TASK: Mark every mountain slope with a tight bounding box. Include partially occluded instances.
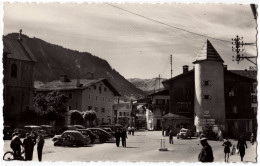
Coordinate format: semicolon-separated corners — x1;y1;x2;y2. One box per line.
6;33;146;100
128;77;167;94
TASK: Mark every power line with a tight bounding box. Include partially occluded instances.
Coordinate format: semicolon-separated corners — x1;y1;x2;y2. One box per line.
106;3;231;43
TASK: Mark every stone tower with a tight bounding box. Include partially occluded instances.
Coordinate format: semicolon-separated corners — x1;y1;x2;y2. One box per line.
193;40;225;132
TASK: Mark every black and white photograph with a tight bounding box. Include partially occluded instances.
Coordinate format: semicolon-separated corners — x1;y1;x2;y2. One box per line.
1;0;258;164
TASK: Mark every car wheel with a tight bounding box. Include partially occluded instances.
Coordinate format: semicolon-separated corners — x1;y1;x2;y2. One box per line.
177;136;179;139
76;141;83;147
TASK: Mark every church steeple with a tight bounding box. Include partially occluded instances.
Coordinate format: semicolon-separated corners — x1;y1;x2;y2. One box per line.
193;39;224;64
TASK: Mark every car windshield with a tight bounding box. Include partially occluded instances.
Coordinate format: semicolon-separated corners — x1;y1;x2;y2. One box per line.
181;129;187;132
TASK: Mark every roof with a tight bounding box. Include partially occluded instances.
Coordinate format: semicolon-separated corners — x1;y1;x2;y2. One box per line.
229;70;257;80
3;36;37;62
35;78;121;96
193;39;224;64
162;70;194;85
147;89;169;97
162;113;193;119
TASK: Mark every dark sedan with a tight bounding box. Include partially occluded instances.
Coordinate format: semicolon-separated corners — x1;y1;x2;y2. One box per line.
87;128;113;143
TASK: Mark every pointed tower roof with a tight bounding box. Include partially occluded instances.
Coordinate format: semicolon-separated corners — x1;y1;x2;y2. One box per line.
193;39;224;64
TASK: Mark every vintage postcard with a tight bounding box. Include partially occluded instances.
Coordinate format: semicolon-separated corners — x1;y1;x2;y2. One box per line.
1;0;258;165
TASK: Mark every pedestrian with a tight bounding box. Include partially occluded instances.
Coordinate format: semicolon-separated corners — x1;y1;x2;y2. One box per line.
10;132;23;159
121;129;127;147
128;126;131;135
218;129;223;142
237;136;247;161
36;131;45;162
198;138;214;162
162;127;165;136
222;138;232;162
166;126;170;136
169;129;174;144
250;133;254;145
115;129;121;147
131;126;135;136
22;133;35;161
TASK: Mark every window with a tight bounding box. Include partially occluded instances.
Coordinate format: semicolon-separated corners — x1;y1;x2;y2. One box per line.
11;96;14;105
126;105;130;109
101;108;105;113
251;83;257;93
69;93;72;99
251;95;257;103
123;112;126;116
203;95;211;100
108;98;111;102
11;64;17;78
202;80;211;86
102;97;105;102
94;106;98;112
88;94;91;100
68;106;72;110
99;86;102;94
232;105;237;114
114;110;117;115
88;106;92;110
93;85;96;90
96;96;98;101
177;102;191;112
156;99;165;105
228;87;235;97
119;112;122;116
104;87;107;92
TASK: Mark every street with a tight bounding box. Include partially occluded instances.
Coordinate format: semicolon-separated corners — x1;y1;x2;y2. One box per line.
3;131;257;162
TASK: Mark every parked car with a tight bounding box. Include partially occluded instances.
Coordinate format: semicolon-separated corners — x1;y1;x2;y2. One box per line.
77;129;99;144
177;128;192;139
3;125;13;140
100;125;117;132
102;128;115;136
52;130;91;146
41;125;55;137
74;125;86;129
23;125;48;138
87;128;113;143
55;125;77;135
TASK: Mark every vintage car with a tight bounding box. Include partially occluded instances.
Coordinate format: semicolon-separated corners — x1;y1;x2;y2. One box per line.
101;128;115;136
54;125;77;135
77;129;99;144
177;128;192;139
74;125;86;129
23;125;48;138
3;125;13;140
41;125;55;137
52;130;91;146
87;128;113;143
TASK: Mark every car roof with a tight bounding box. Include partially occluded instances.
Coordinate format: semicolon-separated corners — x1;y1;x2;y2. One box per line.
41;125;53;127
64;130;81;133
24;125;42;128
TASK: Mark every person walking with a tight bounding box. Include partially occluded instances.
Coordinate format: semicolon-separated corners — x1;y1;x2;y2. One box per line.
128;126;131;135
121;129;127;147
36;131;45;162
198;138;214;162
131;126;135;136
237;136;247;162
22;133;35;161
115;129;121;147
169;129;174;144
222;138;232;162
10;132;23;159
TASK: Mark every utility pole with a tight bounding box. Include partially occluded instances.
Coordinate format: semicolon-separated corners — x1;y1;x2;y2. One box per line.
170;55;173;78
232;35;257;65
158;74;161;92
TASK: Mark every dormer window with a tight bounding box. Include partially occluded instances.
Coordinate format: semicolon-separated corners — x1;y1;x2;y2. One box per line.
11;64;17;78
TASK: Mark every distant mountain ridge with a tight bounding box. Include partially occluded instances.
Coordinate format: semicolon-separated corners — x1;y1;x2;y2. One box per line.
5;33;146;100
128;77;167;94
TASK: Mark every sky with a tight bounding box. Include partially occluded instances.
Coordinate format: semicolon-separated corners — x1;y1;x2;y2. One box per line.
3;2;257;79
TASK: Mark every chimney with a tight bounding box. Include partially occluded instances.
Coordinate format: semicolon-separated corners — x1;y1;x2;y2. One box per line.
19;29;23;41
86;72;94;79
183;65;189;73
60;75;68;82
224;65;227;71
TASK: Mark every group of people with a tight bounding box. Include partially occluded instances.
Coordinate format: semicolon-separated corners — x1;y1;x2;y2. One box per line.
198;136;249;163
115;128;128;147
127;126;135;136
10;131;45;161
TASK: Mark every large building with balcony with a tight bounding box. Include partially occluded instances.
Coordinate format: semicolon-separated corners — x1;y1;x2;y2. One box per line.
162;40;257;138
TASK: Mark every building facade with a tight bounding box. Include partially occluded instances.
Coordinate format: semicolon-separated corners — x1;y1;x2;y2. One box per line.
3;35;36;127
35;76;120;125
113;102;132;127
162;40;257;138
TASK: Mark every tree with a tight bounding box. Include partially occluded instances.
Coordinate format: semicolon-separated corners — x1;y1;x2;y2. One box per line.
45;90;68;113
70;110;84;125
34;93;47;111
83;110;97;127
